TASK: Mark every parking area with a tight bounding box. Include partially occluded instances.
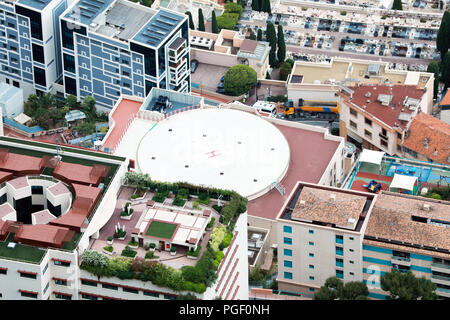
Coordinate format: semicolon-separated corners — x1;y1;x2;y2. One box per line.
191;63;230;92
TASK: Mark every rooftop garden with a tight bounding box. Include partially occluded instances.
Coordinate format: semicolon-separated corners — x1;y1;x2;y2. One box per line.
80;172;248;295
0;233;47;264
145;221;178;239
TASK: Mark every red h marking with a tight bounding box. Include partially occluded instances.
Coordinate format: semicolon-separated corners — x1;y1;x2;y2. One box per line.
206;150;221;158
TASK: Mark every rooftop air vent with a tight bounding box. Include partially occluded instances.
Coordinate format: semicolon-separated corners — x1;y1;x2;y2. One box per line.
347;218;356;225
7;242;16;249
423;203;431;211
329;194;336;202
299;200;306;208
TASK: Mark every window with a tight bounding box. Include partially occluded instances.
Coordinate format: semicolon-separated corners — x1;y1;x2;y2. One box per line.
382;128;387;136
380;139;388;148
19;272;37;279
364;130;372;139
32;44;45;64
349;120;357;129
53;260;70;267
309;265;314;269
0;268;7;275
284;249;292;257
283;226;292;233
309;276;314;281
81;293;98;300
349;249;354;252
102;283;118;290
54;279;68;286
335;235;344;244
31;186;43;195
143;291;159;298
336;247;343;256
284;272;293;280
20;291;38;299
55;293;72;300
365;118;372;126
350;108;357;117
309;288;315;292
284;260;292;268
309;253;315;258
336;270;344;279
308;230;314;234
336;258;344;267
122;287;139;294
164;294;176;300
349;260;354;264
309;241;314;246
81;279;98;287
44;282;49;295
284;237;292;245
122;70;130;77
349;272;354;276
349;237;354;241
13;81;19;88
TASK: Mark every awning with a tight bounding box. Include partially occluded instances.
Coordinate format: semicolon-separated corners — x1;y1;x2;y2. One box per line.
14;113;32;125
389;174;418;192
359;149;386;166
65;110;86;122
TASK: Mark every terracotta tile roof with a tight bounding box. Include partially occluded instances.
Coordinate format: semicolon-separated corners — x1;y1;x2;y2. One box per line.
365;193;450;252
440;90;450;107
0;152;43;174
402;112;450;164
0;171;13;184
363;239;449;260
343;84;425;130
15;224;74;248
53;162;102;186
291;186;367;229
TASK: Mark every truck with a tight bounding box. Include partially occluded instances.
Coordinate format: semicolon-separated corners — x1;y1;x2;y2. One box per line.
283;98;339;120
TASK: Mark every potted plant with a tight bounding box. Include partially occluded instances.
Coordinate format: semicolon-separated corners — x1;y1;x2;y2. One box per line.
170;246;177;256
103;245;113;255
114;223;127;240
107;236;114;245
128;239;139;248
120;208;134;221
149;243;156;252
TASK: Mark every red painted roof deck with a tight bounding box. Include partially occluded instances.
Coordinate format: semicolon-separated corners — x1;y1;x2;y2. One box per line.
8;176;29;190
247;124;340;220
47;182;70;197
53;162;101;186
0;152;42;174
0;202;14;220
102;99;143;150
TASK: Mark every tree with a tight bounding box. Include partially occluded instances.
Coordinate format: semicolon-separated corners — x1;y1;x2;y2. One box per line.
65;94;78;109
82;95;96;113
223;64;257;96
211;10;219;34
314;276;369;300
442;51;450;90
257;28;263;41
262;0;271;13
185;11;195;30
251;0;260;11
427;61;440;99
392;0;403;10
277;24;286;64
436;10;450;60
266;22;277;67
279;61;293;81
380;270;437;300
249;29;256;40
197;8;205;32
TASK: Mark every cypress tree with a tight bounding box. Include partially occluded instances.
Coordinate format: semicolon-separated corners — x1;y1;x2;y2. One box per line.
257;29;263;41
211;10;219;34
436;11;450;61
392;0;403;10
251;0;259;11
427;61;440;99
442;51;450;90
186;11;195;30
249;29;256;40
266;22;277;67
277;24;286;64
198;8;205;32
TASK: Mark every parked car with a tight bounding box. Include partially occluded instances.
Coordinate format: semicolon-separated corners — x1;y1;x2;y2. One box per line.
216;88;226;94
190;59;198;73
217;82;224;89
220;76;225;82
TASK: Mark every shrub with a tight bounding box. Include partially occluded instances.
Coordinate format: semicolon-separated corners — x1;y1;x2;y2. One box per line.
212;205;222;213
221;232;233;249
103;246;113;252
152;192;167;203
206;217;215;229
173;197;186;207
187;245;201;257
209;226;227;252
107;236;113;242
340;11;347;15
121;246;137;258
177;188;189;199
217;12;239;30
198;193;210;205
192;201;201;210
430;193;442;200
128;239;138;246
266;95;288;103
145;251;159;259
131;194;137;199
150;243;156;249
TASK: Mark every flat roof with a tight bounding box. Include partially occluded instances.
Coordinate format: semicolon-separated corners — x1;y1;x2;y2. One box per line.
0;203;15;220
247;124;340;220
365;192;450;253
47;182;70;197
0;83;21;104
17;0;52;11
64;0;115;27
32;209;56;225
136;108;291;199
291;186;367;230
7;176;29;190
133;8;185;48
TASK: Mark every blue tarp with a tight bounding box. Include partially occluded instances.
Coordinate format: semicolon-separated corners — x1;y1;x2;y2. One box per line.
3;117;43;134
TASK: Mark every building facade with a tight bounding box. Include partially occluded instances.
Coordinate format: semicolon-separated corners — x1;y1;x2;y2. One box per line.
0;0;70;99
275;182;375;296
59;0;190;111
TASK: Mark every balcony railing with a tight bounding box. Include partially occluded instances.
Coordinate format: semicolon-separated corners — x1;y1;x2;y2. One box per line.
431;275;450;283
431;263;450;270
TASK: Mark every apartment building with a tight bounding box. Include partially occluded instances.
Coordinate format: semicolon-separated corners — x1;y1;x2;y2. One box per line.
59;0;190;110
275;181;375;296
287;57;434;113
0;0;71;98
362;192;450;300
339;83;427;156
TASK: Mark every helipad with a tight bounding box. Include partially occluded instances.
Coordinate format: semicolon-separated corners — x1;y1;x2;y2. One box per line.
136;108;290;199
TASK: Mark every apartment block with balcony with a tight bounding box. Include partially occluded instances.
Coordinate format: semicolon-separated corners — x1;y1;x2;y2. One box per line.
0;0;70;99
362;192;450;300
59;0;189;111
276;181;375;296
339;83;427;156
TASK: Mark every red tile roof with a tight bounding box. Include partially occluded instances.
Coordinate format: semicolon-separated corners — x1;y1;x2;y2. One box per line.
403;112;450;164
344;84;425;130
15;224;74;248
440;90;450;107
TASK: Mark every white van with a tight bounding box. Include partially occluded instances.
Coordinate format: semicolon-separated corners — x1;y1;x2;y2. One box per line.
252;101;277;114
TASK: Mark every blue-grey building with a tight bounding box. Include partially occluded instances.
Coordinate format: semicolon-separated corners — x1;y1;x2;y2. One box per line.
0;0;70;98
60;0;190;110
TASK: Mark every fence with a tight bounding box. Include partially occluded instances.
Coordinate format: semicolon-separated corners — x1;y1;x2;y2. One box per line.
67;133;106;145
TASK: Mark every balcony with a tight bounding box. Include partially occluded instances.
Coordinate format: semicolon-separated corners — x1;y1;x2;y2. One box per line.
168;44;189;64
436;287;450;298
431;275;450;286
431;263;450;274
390;255;411;267
379;133;388;141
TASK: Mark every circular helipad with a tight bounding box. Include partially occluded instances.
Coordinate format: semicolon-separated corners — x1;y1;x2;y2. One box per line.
137;108;290;199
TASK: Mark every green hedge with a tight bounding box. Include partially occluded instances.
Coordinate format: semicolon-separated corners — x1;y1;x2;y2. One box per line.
172;197;186;207
121;246;137;258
